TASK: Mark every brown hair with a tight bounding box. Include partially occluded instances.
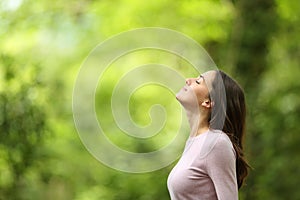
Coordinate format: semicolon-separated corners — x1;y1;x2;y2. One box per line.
208;70;250;189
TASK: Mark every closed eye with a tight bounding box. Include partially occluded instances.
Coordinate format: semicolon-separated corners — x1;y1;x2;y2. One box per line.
196;75;204;84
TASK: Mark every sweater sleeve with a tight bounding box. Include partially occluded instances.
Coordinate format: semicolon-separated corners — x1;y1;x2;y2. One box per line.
205;135;238;200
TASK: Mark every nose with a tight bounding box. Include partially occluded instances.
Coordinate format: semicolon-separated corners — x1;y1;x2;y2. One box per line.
185;78;191;85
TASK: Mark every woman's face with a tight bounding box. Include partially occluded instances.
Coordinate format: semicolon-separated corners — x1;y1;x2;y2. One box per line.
176;71;216;110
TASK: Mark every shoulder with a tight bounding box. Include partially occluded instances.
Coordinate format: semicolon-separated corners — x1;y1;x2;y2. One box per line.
202;130;236;175
202;130;235;159
215;132;234;151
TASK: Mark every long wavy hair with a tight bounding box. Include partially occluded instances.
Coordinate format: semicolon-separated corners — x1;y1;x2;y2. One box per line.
208;70;250;189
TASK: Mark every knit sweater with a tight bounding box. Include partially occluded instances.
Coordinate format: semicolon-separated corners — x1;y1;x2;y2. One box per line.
167;130;238;200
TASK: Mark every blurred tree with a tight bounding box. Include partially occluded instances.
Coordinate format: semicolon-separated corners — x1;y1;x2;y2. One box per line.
226;0;277;89
221;0;300;199
0;55;48;200
224;0;278;198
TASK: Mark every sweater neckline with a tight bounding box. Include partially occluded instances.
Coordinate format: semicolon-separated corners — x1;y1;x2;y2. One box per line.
188;130;209;140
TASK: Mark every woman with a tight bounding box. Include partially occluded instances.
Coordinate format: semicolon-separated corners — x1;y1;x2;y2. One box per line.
167;70;250;200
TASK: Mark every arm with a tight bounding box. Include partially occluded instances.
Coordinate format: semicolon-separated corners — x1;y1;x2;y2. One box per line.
206;135;238;200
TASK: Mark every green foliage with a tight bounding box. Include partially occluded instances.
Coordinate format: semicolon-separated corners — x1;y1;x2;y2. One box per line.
241;0;300;198
0;0;299;199
0;55;48;199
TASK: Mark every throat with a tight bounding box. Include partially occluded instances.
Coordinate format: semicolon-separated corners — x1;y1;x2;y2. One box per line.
184;107;210;137
187;114;209;137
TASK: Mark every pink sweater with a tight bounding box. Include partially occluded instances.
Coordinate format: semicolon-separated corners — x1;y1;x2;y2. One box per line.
167;130;238;200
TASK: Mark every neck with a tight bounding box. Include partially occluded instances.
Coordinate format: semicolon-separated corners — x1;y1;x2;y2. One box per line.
185;108;209;137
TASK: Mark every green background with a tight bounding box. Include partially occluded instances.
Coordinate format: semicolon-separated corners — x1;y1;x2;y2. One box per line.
1;0;299;199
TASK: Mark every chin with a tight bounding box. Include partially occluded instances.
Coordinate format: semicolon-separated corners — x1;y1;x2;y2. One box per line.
176;93;183;102
176;95;188;107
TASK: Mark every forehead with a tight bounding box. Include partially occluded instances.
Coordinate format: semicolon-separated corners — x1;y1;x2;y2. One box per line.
201;71;217;92
201;71;217;80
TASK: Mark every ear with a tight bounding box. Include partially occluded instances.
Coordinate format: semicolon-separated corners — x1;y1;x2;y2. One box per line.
201;99;212;109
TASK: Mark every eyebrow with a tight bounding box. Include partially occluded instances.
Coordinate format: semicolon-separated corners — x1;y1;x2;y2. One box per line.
198;75;204;80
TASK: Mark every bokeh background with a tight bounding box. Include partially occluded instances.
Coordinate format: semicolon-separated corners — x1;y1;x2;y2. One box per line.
1;0;299;199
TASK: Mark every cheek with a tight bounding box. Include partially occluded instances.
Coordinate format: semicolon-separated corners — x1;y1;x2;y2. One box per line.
194;87;209;101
